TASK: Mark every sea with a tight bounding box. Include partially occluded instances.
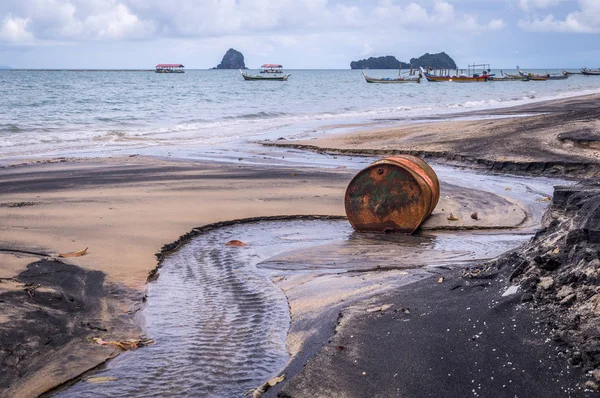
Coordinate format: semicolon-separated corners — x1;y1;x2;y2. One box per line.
1;68;598;165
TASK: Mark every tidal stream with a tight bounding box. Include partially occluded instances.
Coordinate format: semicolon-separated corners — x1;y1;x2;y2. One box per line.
55;163;567;398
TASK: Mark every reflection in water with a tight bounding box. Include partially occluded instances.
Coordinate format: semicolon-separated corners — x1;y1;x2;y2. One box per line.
57;219;529;397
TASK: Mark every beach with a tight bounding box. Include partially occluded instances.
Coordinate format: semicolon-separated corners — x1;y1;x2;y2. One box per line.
2;91;600;396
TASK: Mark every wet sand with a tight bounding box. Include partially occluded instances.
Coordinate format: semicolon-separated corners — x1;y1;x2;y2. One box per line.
1;93;596;396
265;93;600;178
0;155;526;397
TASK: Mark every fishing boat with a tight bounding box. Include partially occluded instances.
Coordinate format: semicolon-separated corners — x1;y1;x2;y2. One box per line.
240;64;291;81
546;72;568;80
582;68;600;76
496;70;528;81
155;64;185;73
420;64;493;83
362;71;421;83
515;66;548;81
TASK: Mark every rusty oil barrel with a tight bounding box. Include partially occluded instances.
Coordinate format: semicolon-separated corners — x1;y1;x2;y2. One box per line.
344;155;440;234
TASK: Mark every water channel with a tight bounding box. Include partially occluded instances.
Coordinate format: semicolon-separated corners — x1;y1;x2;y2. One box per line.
55;159;568;398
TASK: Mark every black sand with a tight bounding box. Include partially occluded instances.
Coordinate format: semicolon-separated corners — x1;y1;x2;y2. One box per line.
0;260;136;397
275;270;592;397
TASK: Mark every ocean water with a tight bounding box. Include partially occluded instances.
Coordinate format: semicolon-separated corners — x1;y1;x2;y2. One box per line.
1;68;598;162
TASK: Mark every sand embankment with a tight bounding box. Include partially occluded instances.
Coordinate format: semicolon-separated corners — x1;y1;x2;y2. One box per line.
264;93;600;178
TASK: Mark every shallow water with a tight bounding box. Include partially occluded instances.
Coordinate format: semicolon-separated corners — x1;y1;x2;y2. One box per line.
1;69;598;162
56;218;533;398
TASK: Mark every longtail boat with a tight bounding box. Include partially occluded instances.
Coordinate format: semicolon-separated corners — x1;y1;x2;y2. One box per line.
362;71;421;83
516;66;548;81
563;70;582;75
582;68;600;76
497;70;528;81
240;64;290;81
546;72;568;80
420;64;492;83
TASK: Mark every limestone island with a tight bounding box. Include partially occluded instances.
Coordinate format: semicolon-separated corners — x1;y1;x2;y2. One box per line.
351;52;457;69
212;48;247;69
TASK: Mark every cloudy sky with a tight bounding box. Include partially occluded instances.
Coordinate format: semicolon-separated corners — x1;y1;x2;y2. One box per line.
0;0;598;69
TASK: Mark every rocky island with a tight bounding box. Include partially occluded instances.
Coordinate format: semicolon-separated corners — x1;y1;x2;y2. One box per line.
213;48;246;69
351;52;457;69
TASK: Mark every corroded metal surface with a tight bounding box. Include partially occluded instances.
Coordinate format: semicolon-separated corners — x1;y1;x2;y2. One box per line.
345;155;440;234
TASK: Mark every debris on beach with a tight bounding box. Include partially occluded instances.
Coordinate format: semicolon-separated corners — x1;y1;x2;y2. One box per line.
471;212;479;220
501;285;519;297
366;304;393;313
225;240;248;247
505;187;512;191
437;277;444;284
22;283;41;297
537;196;552;202
58;247;88;258
93;337;154;351
345;156;439;234
244;374;285;398
447;213;459;221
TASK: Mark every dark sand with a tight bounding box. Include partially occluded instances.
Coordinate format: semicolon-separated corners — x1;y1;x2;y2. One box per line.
276;269;592;398
265;93;600;178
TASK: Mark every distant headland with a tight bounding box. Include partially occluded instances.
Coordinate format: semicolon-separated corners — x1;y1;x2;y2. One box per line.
350;52;457;69
212;49;247;69
0;65;13;70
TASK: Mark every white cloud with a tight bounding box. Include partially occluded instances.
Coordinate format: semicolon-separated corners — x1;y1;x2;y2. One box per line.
517;0;564;12
1;0;155;42
0;0;507;44
488;18;506;30
0;15;34;42
519;0;600;33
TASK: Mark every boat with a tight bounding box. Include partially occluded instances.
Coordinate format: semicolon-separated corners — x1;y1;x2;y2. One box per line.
563;70;582;75
582;68;600;76
362;71;421;83
496;70;528;81
516;66;549;81
155;64;185;73
240;64;291;81
420;64;493;83
546;72;568;80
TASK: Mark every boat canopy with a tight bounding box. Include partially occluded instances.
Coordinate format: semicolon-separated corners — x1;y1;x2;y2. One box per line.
156;64;184;68
261;64;282;68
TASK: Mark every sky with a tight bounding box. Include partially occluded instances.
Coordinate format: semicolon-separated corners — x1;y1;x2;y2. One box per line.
0;0;598;69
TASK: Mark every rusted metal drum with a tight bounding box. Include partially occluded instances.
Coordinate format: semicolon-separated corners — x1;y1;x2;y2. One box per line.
345;155;440;234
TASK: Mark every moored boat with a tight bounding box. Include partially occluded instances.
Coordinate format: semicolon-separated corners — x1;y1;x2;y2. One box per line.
582;68;600;76
516;66;548;81
156;64;185;73
362;71;421;83
420;64;493;83
240;64;291;81
546;73;568;80
240;70;291;81
496;70;528;81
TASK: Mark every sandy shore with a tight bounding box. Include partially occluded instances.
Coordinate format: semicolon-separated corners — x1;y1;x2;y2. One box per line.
265;93;600;178
1;93;598;396
0;155;526;396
